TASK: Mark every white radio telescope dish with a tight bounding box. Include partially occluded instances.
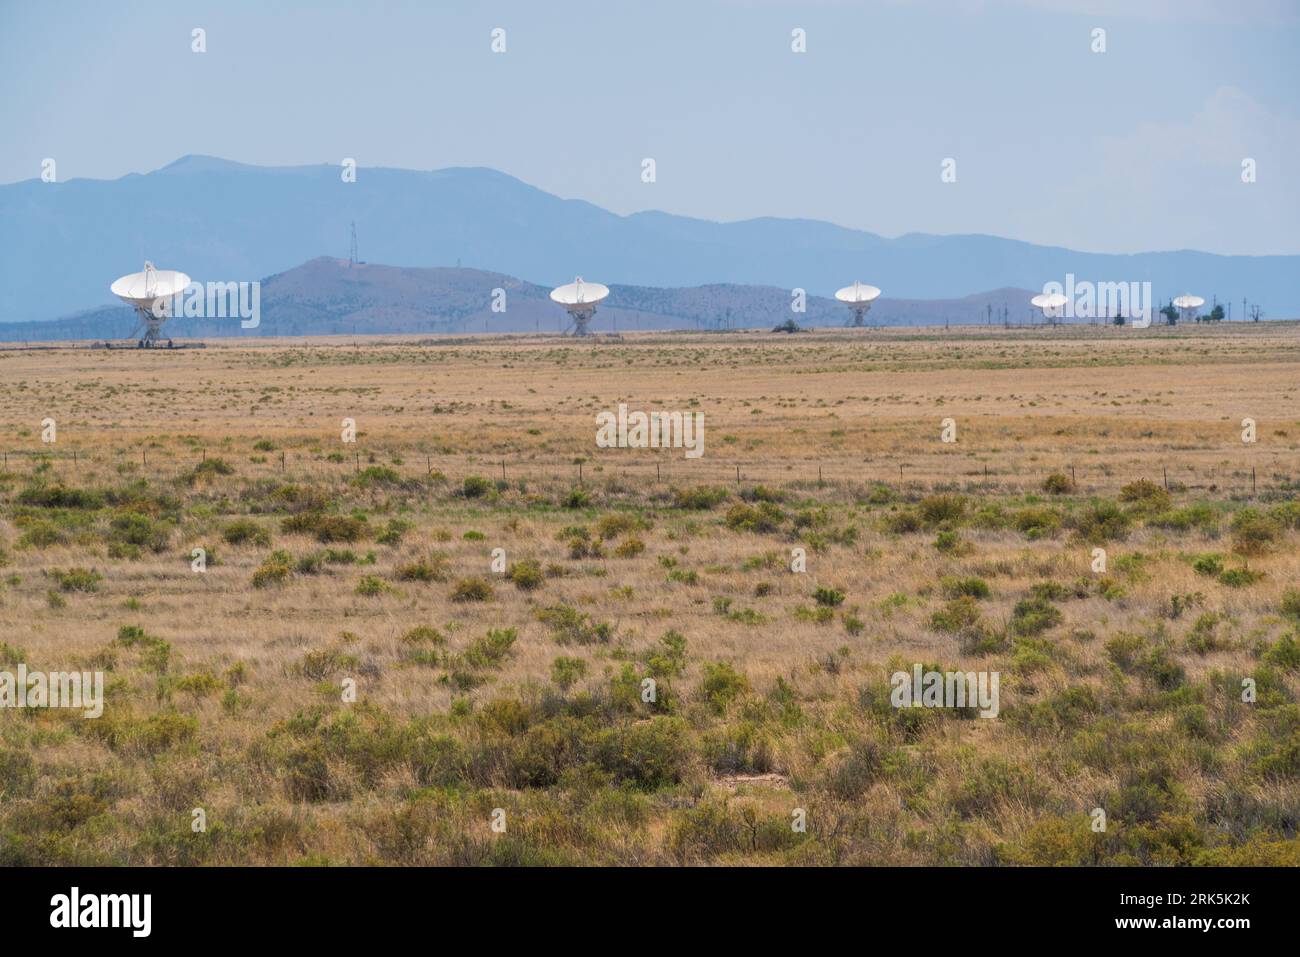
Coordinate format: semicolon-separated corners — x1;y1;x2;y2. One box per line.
835;281;882;327
1031;291;1069;324
1171;293;1205;324
110;262;191;347
550;277;609;337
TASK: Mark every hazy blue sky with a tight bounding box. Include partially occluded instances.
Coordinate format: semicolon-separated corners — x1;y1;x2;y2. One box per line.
3;0;1297;255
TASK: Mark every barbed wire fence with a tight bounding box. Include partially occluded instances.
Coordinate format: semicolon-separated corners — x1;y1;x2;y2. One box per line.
2;444;1295;501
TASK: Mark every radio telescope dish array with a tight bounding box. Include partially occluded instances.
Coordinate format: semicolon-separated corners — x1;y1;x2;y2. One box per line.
110;262;191;347
1172;294;1205;323
550;277;609;337
1030;292;1069;324
835;281;882;327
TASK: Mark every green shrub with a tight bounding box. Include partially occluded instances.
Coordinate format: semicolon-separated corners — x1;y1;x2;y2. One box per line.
933;530;970;554
1010;597;1062;636
1271;501;1300;530
740;485;787;504
1218;567;1263;588
1230;508;1281;556
252;550;294;588
1184;613;1225;656
931;596;982;634
192;457;235;478
1119;480;1171;512
725;502;784;533
401;625;445;645
562;487;592;509
281;512;367;544
450;577;494;602
613;538;645;558
700;661;749;714
223;519;271;547
1014;507;1063;539
596;513;651;539
918;494;967;527
812;586;845;607
593;717;689;789
883;509;923;534
109;512;171;552
507;559;544;591
52;567;103;593
16;483;104;509
375;518;411;545
1072;501;1130;543
355;575;390;597
537;604;613;645
462;475;491;498
941;576;990;599
1191;553;1224;577
550;656;588;691
671;486;728;510
1042;473;1074;495
394;553;449;582
1150;504;1218;533
354;465;401;487
645;630;688;679
1282;589;1300;619
1263;634;1300;672
458;628;517;670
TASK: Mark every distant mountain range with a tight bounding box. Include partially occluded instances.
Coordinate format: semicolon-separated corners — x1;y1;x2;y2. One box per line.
0;257;1040;341
2;154;1296;326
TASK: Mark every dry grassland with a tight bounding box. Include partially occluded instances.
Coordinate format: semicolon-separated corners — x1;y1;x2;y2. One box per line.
0;323;1297;865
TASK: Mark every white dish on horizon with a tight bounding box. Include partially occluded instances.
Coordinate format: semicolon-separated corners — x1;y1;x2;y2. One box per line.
110;262;191;307
1172;294;1205;309
835;281;882;304
550;277;609;307
1030;292;1069;310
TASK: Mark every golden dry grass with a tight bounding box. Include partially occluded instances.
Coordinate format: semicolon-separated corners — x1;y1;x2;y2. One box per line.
0;323;1297;866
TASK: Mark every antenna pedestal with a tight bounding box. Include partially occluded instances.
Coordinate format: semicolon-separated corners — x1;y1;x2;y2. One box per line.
550;277;609;338
569;307;596;337
134;306;170;347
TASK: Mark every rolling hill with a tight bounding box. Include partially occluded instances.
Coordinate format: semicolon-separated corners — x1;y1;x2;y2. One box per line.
1;155;1296;326
0;257;1042;342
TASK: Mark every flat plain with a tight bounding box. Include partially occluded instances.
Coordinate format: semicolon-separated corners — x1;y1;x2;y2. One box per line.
1;322;1298;865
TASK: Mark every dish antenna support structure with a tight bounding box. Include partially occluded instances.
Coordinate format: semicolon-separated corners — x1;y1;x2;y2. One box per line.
1030;292;1069;325
110;262;191;347
1172;294;1204;324
835;281;882;327
550;277;609;337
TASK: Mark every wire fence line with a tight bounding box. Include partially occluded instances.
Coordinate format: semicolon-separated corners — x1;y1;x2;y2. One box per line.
2;445;1295;500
